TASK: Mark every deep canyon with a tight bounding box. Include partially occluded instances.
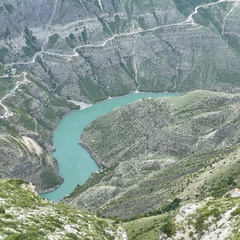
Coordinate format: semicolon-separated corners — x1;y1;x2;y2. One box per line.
1;0;240;239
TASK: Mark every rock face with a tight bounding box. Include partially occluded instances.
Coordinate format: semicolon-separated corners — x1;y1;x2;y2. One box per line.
0;179;126;239
1;0;240;102
64;91;240;219
168;190;240;240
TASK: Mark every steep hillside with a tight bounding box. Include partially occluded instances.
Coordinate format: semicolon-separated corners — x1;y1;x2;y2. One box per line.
0;69;78;193
0;178;126;239
81;90;240;165
1;0;240;101
64;91;240;219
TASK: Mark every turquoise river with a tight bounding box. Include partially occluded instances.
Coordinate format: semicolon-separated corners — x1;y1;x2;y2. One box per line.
41;92;178;201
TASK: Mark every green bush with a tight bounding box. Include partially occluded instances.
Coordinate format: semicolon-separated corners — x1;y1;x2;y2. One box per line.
0;207;5;213
161;219;175;237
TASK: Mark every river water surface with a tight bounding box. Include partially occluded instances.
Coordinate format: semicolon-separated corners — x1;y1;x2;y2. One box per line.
41;92;178;201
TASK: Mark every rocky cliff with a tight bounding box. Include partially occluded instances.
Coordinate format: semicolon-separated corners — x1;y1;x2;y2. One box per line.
1;0;240;102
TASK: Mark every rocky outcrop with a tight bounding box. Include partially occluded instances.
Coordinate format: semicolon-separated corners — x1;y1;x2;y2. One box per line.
0;179;126;239
167;189;240;239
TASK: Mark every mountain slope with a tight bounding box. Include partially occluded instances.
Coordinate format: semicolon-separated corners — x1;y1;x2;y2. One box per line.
63;91;240;219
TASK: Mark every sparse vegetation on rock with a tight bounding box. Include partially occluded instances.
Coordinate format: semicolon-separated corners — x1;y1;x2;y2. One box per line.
0;179;126;240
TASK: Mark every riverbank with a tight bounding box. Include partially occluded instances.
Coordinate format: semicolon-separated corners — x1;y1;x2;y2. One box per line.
67;100;92;110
